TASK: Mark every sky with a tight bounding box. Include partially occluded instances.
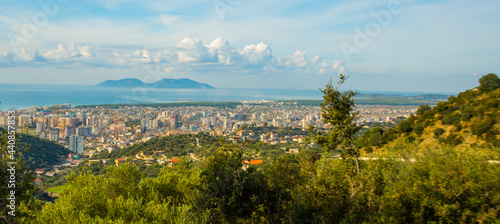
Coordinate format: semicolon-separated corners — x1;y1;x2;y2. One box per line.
0;0;499;93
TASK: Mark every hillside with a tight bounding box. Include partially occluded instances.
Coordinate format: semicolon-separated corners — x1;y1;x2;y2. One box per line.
359;73;500;155
95;133;220;160
96;78;215;89
19;134;72;169
0;130;72;169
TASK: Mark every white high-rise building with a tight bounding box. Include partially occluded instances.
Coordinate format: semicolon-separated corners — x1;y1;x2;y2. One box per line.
48;129;60;141
69;135;84;154
36;122;46;134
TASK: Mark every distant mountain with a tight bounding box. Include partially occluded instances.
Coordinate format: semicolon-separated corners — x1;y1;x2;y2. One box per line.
96;78;144;88
96;78;215;89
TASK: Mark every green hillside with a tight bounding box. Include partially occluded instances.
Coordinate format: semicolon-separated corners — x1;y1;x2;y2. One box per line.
0;129;71;169
18;134;72;169
99;132;220;160
359;73;500;155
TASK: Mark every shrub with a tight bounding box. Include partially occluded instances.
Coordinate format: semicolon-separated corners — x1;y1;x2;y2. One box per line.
433;128;445;138
442;114;461;125
472;119;495;136
413;124;424;136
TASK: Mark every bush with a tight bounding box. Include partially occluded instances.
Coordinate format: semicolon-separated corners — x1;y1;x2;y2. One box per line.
406;136;416;143
472;119;495;136
461;106;473;121
442;114;461;125
433;128;445;138
453;122;462;132
413;124;424;136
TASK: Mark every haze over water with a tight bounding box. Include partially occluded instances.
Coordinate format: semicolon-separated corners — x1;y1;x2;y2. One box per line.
0;84;454;110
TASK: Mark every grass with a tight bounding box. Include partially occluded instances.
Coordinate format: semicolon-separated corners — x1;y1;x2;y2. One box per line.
45;184;71;194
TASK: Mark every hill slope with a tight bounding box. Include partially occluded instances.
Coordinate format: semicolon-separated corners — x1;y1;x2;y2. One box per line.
359;73;500;154
95;133;220;160
0;131;72;169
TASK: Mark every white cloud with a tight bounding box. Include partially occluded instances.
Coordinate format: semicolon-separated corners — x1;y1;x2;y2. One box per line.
176;37;214;62
311;55;321;64
236;42;273;66
0;37;348;77
286;50;307;68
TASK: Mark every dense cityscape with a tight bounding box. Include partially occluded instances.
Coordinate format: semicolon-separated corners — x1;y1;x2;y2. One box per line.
1;102;417;160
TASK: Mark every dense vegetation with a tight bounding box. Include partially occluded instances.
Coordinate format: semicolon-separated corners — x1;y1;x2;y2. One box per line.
358;73;500;154
0;129;71;169
13;139;500;223
236;125;309;136
0;130;39;223
17;134;71;169
105;133;219;159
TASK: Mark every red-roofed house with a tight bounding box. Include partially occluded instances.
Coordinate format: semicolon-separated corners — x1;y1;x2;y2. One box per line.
34;179;42;185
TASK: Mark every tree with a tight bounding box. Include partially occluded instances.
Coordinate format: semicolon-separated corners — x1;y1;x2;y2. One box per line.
416;104;432;116
0;126;41;223
308;74;361;173
195;146;267;222
478;73;500;92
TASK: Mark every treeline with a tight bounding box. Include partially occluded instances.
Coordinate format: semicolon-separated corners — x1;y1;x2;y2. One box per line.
101;133;219;160
17;144;500;223
237;125;309;136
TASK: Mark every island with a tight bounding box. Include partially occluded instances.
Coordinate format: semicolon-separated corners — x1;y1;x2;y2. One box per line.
96;78;215;89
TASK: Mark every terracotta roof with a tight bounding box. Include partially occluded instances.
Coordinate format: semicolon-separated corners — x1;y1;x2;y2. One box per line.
34;179;42;182
242;160;265;165
172;158;179;162
250;160;264;165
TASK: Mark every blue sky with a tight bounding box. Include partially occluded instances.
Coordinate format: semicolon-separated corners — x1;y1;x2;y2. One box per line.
0;0;499;92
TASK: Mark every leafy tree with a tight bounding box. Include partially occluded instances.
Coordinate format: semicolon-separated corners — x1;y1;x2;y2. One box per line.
308;74;361;173
0;129;39;223
416;104;432;116
195;145;267;223
478;73;500;92
370;129;383;146
398;119;413;133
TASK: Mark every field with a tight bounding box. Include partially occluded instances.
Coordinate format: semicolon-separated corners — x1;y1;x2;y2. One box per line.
45;184;71;194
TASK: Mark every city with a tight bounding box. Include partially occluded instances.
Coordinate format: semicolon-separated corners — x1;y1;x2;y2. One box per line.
0;102;417;165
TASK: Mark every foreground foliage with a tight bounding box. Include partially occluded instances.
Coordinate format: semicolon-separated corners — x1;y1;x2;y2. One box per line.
21;144;500;223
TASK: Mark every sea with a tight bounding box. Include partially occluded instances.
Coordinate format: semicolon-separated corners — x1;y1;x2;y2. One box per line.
0;84;452;111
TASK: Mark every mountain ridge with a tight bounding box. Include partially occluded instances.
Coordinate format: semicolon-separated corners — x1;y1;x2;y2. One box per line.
96;78;215;89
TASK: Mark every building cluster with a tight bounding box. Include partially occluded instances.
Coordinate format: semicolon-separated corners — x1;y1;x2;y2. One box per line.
0;102;418;158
